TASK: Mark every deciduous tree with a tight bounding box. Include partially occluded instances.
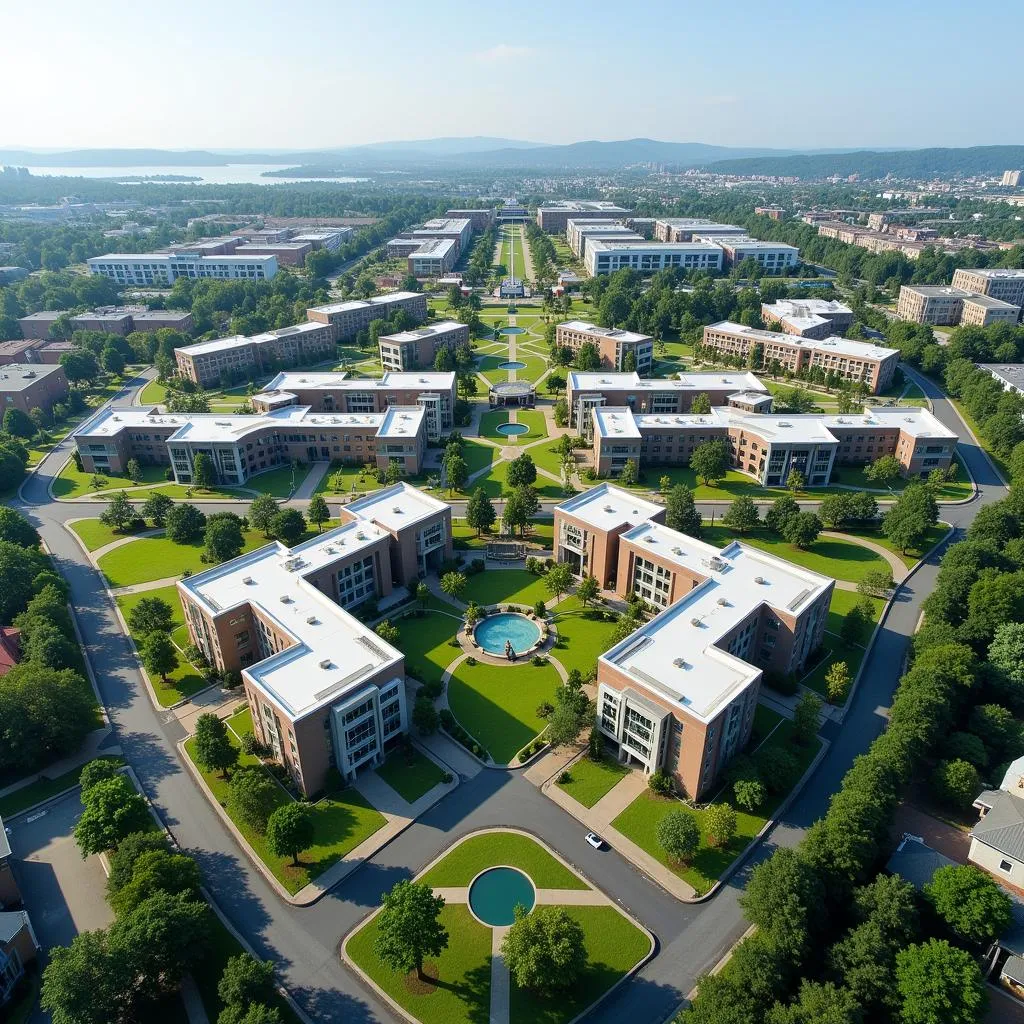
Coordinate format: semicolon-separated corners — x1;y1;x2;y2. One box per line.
374;880;449;981
501;905;587;993
194;712;239;779
665;484;702;536
266;803;314;866
658;809;700;864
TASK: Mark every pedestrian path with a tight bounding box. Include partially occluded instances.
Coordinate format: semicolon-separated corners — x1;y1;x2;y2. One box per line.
293;461;330;499
820;530;908;581
489;927;511;1024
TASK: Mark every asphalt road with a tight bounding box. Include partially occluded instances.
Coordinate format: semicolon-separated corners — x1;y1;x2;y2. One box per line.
10;362;1004;1023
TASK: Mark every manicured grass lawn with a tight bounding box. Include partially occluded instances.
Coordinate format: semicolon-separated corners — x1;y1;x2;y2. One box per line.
315;461;387;497
509;906;650;1024
460;438;498;478
824;588;883;637
69;517;151;552
395;608;463;686
116;584;185;628
0;756;123;818
515;409;548;438
375;747;446;804
453;520;552;552
140;378;169;404
246;464;305;498
750;703;785;746
515;355;548;383
479;408;548;442
447;659;560;764
612;721;822;896
53;460;167;499
184;732;386;894
528;440;572;482
550;597;619;676
98;529;268;588
421;832;586;888
700;525;889;584
556;756;630;809
473;459;564;500
801;589;884;699
477;354;511;385
461;569;550;608
480;408;512;440
843;523;948;568
348;904;492;1024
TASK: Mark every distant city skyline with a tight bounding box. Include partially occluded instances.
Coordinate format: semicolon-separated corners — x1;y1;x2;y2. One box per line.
4;0;1022;151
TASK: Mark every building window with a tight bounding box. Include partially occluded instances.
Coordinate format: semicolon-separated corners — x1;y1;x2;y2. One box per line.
1000;859;1013;873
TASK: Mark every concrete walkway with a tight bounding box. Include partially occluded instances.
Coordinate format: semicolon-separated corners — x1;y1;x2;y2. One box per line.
820;530;909;582
490;927;511;1024
110;574;183;597
88;526;163;561
0;727;121;801
294;461;330;499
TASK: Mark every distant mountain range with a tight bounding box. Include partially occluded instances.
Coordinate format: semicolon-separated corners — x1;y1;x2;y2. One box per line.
0;139;1018;178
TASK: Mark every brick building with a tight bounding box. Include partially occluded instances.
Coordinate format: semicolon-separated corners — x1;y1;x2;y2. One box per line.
760;299;854;340
378;321;469;372
306;292;428;341
556;321;654;374
0;363;69;417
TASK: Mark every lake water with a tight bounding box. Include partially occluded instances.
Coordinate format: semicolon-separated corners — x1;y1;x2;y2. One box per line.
22;164;371;186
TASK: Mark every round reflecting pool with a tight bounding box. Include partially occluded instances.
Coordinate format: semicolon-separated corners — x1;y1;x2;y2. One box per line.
499;326;526;335
496;422;529;436
498;359;526;369
468;867;535;926
473;613;541;657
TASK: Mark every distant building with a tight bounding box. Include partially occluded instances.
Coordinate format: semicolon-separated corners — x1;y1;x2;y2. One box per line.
536;202;634;233
755;206;785;220
234;242;312;267
377;321;469;372
701;236;800;273
951;268;1024;308
409;218;472;256
978;364;1024;395
0;339;45;366
1002;170;1022;187
306;292;428;341
897;285;975;326
18;308;193;340
761;299;854;339
556;321;654;374
444;208;494;231
407;238;458;278
566;220;641;258
0;362;69;416
291;228;352;252
585;240;723;277
0;267;28;285
654;219;746;242
87;253;278;285
961;294;1022;327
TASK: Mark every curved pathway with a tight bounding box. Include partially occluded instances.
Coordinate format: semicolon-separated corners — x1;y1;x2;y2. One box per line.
6;361;1007;1024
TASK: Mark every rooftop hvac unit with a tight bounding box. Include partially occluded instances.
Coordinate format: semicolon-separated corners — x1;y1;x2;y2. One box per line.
672;546;683;555
279;595;292;604
306;616;318;625
690;617;703;627
673;657;688;669
708;556;725;571
754;576;766;584
319;659;331;669
717;597;729;606
243;576;255;585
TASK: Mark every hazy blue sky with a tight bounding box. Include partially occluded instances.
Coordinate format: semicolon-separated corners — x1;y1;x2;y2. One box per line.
4;0;1021;151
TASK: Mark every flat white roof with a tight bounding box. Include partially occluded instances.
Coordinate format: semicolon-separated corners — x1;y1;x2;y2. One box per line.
589;240;723;253
416;218;471;232
707;321;897;360
962;293;1021;309
700;237;799;251
0;363;67;392
602;521;832;721
409;238;457;257
568;370;767;393
249;321;332;344
87;253;277;265
264;370;455;392
560;321;652;344
555;482;662;532
344;481;449;532
960;268;1024;279
179;523;402;719
655;220;745;233
307;292;422;315
379;321;465;343
375;405;425;439
540;202;632;212
763;299;852;317
822;407;957;440
177;334;251;356
593;406;641;439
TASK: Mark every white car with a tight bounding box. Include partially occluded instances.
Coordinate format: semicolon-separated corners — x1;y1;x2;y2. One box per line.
585;832;604;850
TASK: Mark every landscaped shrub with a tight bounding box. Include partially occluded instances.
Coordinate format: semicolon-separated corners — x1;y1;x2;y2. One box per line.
755;747;800;794
420;679;443;700
531;655;547;666
536;701;554;718
240;733;270;758
558;770;572;784
533;600;547;617
470;558;485;574
648;769;674;796
440;772;453;784
764;670;799;695
466;655;477;667
526;557;540;574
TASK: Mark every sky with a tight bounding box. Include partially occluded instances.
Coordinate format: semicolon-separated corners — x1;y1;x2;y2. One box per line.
3;0;1022;152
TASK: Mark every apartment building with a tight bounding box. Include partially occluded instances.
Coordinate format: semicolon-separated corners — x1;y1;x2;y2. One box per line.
553;484;833;799
565;220;640;258
306;292;428;341
74;403;429;482
174;320;336;386
755;206;785;220
703;237;800;273
536;202;634;233
1002;171;1022;187
0;363;69;417
761;299;854;339
0;339;44;366
407;238;458;277
702;321;898;393
556;321;654;374
977;364;1024;395
653;220;746;242
588;404;956;485
896;286;973;326
18;307;194;340
444;208;494;231
291;229;352;252
87;253;278;285
961;294;1022;326
567;370;770;439
951;268;1024;308
249;370;456;439
585;240;723;276
378;321;469;372
234;242;312;267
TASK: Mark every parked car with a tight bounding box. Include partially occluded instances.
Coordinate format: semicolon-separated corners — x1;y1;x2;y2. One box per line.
585;832;604;850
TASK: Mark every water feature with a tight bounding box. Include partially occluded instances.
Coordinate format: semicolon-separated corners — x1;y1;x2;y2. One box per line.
473;613;541;657
468;867;536;926
495;423;529;437
498;326;526;335
498;360;526;370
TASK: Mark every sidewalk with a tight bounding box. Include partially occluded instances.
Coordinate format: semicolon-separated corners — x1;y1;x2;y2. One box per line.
293;461;330;499
0;727;121;801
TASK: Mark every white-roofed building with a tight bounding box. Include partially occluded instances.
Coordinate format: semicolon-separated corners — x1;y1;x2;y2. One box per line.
306;292;428;341
761;299;854;340
553;484;833;799
584;239;723;277
565;220;642;257
654;219;747;242
556;320;654;374
377;320;469;372
701;237;800;272
87;252;277;285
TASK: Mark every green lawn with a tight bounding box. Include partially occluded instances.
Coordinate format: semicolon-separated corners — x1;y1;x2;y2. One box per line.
246;464;307;498
802;590;884;699
479;408;548;442
448;659;560;764
374;747;446;804
480;409;513;441
348;904;492;1024
824;588;884;637
556;756;630;809
529;440;573;482
116;584;186;628
612;721;822;896
549;597;619;676
139;378;170;405
315;462;388;497
420;832;586;888
53;460;167;499
184;733;386;894
98;529;269;588
0;756;123;818
395;607;463;686
842;523;948;568
509;906;650;1024
69;518;151;552
750;703;785;746
461;569;551;608
700;525;889;584
473;459;564;500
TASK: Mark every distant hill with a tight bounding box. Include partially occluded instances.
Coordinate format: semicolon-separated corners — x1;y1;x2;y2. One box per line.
343;136;547;155
705;145;1024;179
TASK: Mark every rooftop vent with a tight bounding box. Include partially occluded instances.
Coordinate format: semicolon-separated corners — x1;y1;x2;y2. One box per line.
319;658;331;669
306;616;318;625
242;576;255;584
392;506;402;513
690;617;703;627
279;595;292;604
754;575;766;584
717;597;729;606
708;556;726;571
673;657;688;669
672;546;683;555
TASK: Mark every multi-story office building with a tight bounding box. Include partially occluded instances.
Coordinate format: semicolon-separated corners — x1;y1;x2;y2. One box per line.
385;238;424;258
653;219;746;242
702;237;800;273
245;228;293;244
87;252;278;285
410;218;472;254
378;321;469;372
567;370;771;438
565;220;640;257
234;242;312;267
951;268;1024;308
18;308;194;339
702;322;898;393
0;363;69;417
249;370;456;440
588;404;956;485
168;237;243;257
960;294;1022;326
291;229;352;252
176;483;451;795
584;240;723;276
407;238;458;277
761;299;854;339
444;209;494;231
536;202;634;233
74;403;429;483
556;321;654;374
1001;171;1022;187
553;483;833;799
174;320;336;386
306;292;428;341
896;286;974;326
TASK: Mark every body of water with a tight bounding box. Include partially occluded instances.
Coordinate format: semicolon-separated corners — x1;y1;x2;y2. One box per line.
21;164;370;186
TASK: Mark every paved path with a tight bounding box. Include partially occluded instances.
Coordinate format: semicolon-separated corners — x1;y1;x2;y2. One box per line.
489;927;511;1024
820;530;908;582
294;461;330;499
110;574;183;597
